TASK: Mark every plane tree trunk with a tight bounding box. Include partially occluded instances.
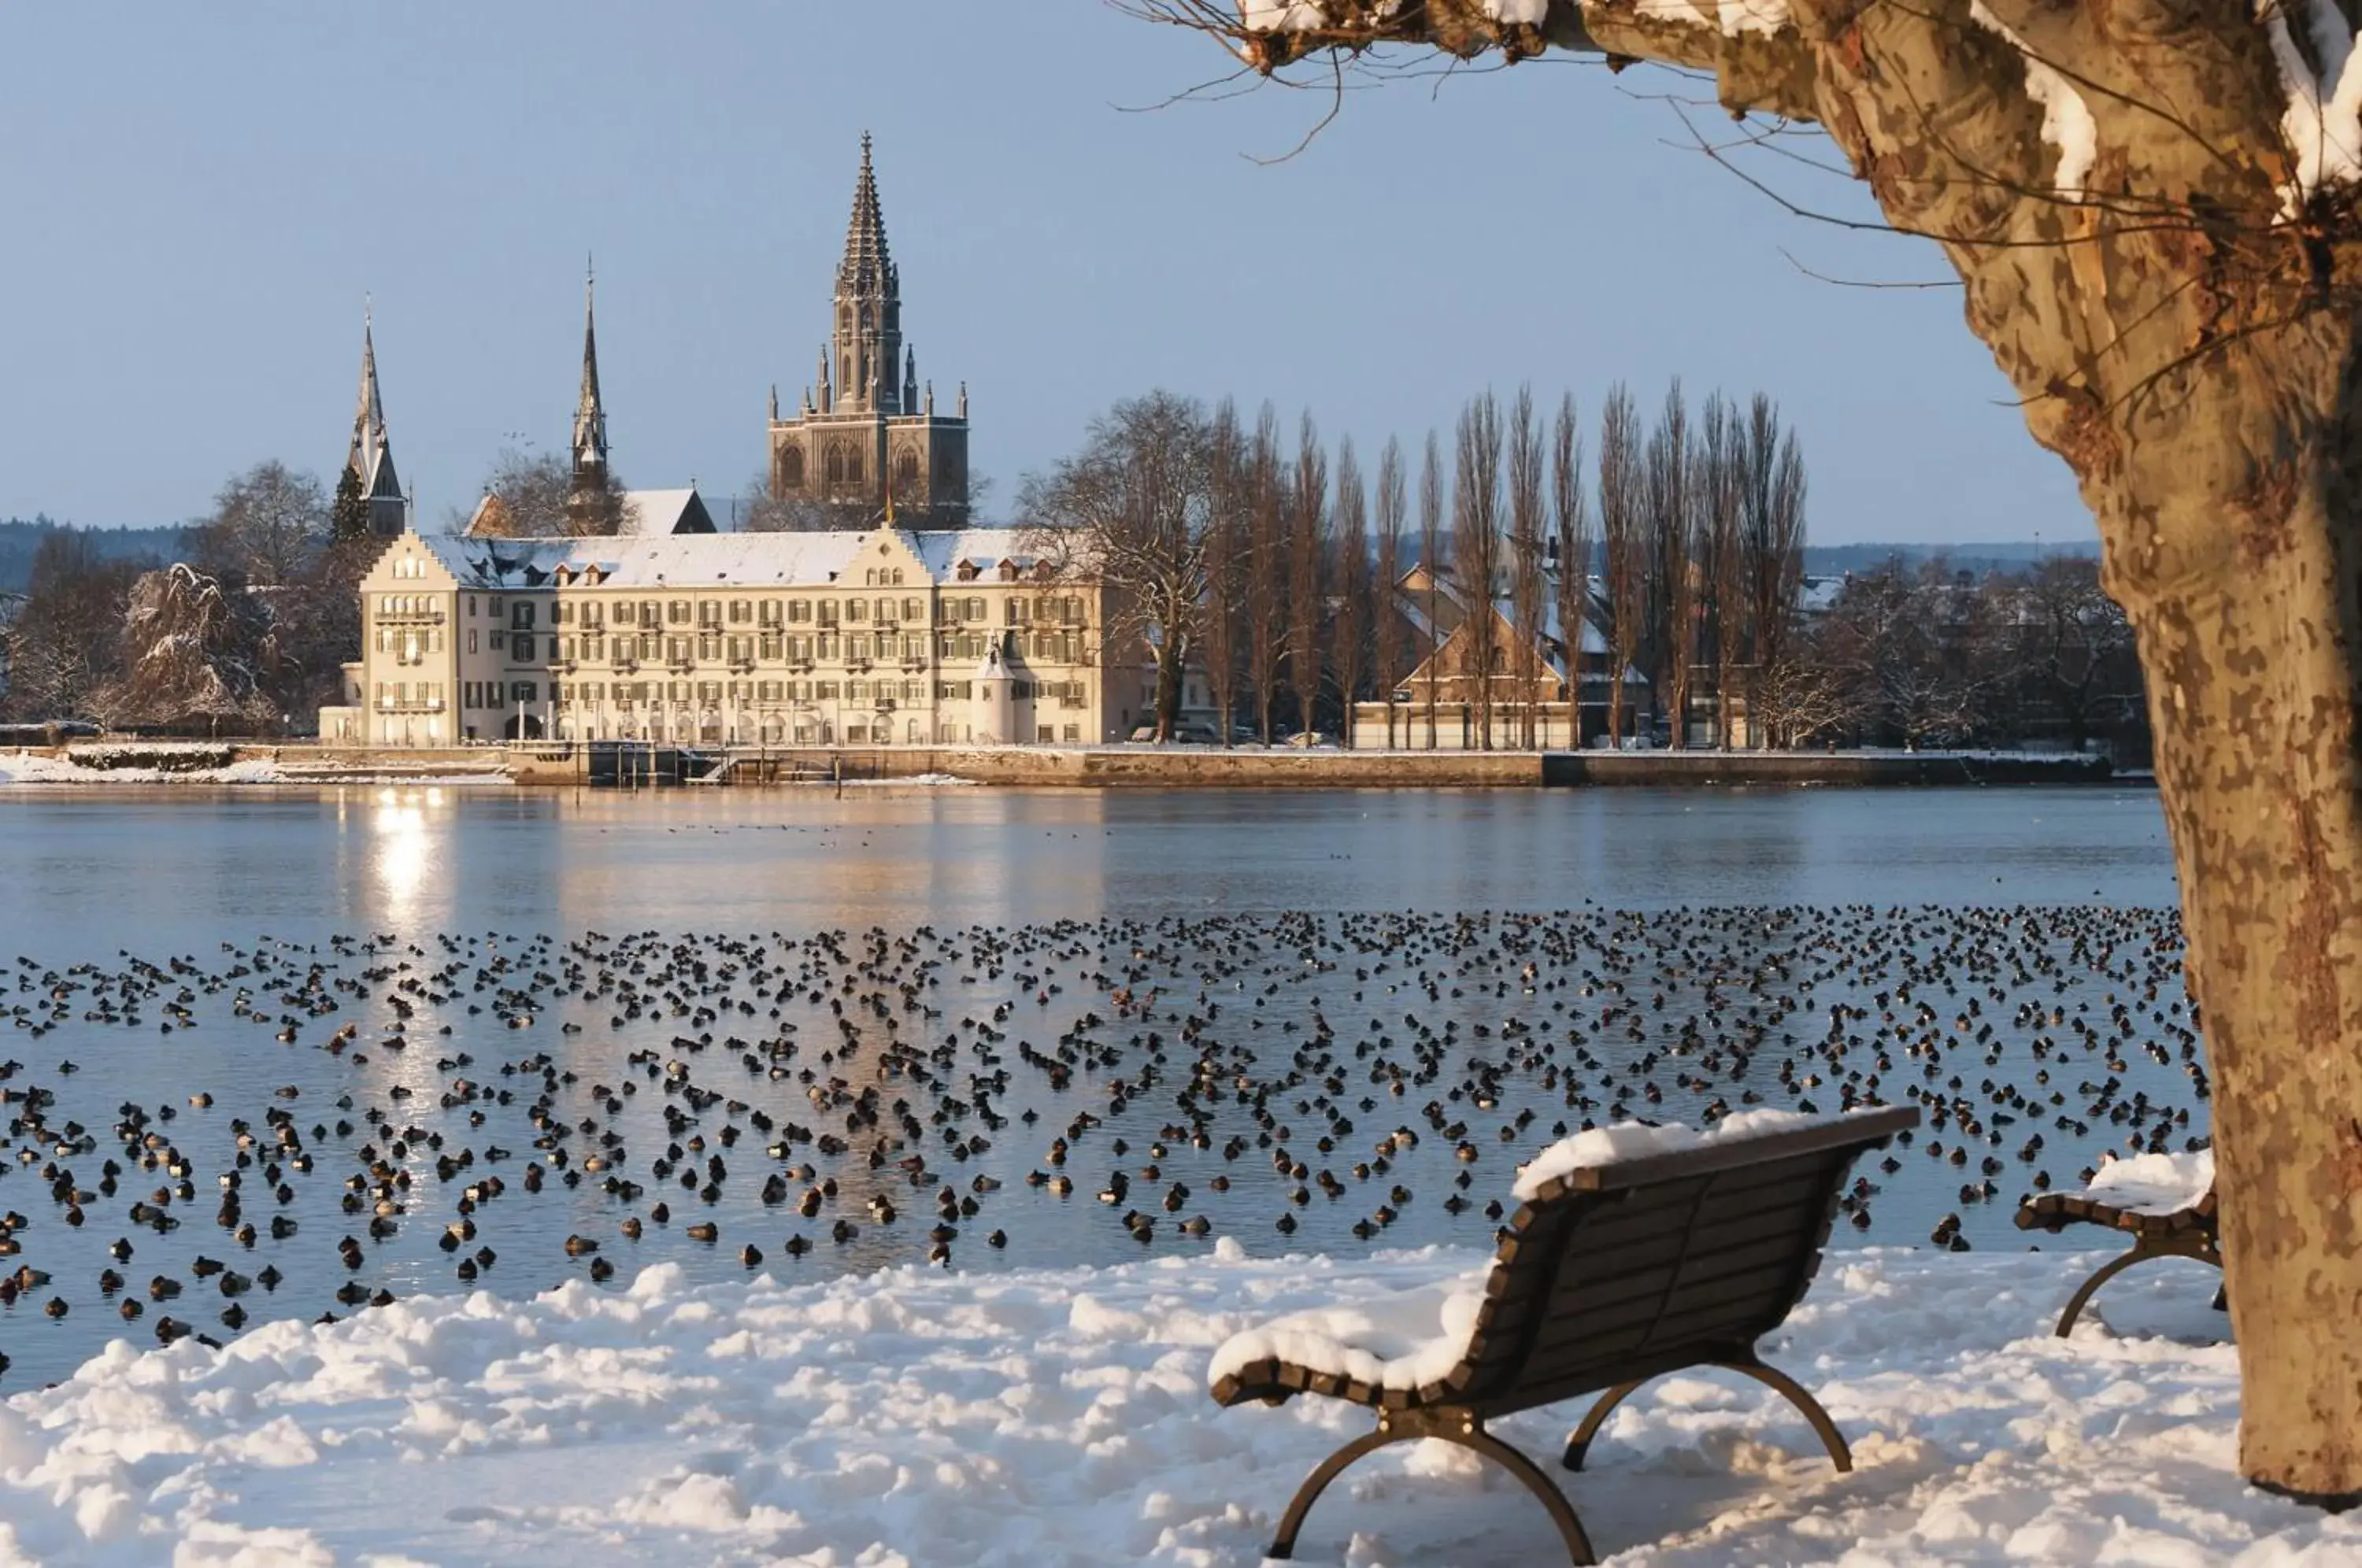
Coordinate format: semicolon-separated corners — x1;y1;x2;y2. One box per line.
1139;0;2362;1501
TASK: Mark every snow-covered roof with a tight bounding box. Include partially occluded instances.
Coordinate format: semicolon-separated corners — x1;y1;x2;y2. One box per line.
905;528;1052;579
406;527;1054;593
617;487;715;538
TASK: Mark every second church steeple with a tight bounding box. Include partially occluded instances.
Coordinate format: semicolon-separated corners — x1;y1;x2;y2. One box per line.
572;259;610;490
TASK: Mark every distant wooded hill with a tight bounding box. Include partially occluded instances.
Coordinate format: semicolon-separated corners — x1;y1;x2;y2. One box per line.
1802;541;2097;574
0;520;192;595
0;518;2086;598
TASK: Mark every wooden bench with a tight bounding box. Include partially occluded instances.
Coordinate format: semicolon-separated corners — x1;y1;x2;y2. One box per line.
1209;1106;1917;1565
2015;1165;2219;1336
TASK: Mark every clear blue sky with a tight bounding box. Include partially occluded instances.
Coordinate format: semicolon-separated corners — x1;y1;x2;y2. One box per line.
0;2;2089;545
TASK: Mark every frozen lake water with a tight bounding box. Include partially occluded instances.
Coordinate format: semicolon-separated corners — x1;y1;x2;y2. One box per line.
0;783;2201;1389
0;781;2179;945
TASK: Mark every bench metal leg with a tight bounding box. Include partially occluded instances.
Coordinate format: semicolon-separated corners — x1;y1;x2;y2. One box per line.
1563;1360;1851;1474
2054;1236;2223;1337
1720;1359;1853;1473
1271;1409;1596;1566
1562;1380;1645;1472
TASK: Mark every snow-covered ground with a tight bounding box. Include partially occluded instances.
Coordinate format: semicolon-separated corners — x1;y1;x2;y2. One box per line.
0;751;292;786
2;1243;2341;1567
0;751;511;787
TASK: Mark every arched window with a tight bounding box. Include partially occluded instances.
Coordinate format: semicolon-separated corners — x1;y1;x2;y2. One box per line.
781;447;805;489
824;445;846;485
894;448;921;492
847;448;864;484
841;356;853;393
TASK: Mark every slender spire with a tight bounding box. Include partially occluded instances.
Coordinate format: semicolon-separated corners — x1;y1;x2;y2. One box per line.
572;258;609;483
346;303;399;501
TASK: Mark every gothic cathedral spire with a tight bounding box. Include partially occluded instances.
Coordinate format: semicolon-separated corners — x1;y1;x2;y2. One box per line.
572;260;610;488
833;131;904;416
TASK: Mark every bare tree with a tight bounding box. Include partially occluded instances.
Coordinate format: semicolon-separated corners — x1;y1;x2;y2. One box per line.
468;448;628;538
1202;400;1245;745
1244;404;1286;745
1453;391;1504;750
739;470;875;534
2;530;139;723
1418;431;1442;751
1741;398;1809;749
1506;386;1547;749
1697;394;1746;750
1753;622;1863;749
1372;435;1405;748
1289;412;1327;737
1019;390;1215;742
192;461;328;588
1331;434;1371;748
1644;382;1694;749
105;564;273;730
1597;384;1643;751
2007;555;2141;751
1551;392;1589;751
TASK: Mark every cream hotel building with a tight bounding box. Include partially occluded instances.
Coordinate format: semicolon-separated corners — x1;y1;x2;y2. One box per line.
324;138;1139;750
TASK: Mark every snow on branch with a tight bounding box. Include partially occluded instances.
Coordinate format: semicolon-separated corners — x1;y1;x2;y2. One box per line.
1967;2;2097;198
2261;0;2362;206
1138;0;1816;118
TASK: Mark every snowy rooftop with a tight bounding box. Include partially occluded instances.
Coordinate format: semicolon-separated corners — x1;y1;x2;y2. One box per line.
406;526;1046;592
615;486;708;538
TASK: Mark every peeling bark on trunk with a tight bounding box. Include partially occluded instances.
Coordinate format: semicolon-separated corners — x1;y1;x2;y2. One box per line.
2104;346;2362;1503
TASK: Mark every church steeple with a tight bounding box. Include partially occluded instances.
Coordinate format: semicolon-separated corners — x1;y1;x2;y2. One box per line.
347;305;398;498
344;303;406;536
572;260;609;486
832;132;902;416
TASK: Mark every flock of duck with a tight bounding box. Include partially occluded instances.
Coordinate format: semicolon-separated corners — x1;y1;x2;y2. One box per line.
0;905;2206;1386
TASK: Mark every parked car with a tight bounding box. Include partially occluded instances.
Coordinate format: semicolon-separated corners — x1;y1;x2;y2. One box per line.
1282;730;1338;749
1132;719;1228;745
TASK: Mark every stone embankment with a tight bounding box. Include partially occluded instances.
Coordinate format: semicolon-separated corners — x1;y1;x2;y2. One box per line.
2;741;2121;788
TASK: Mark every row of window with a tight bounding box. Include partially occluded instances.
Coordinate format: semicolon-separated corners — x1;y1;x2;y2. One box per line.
430;627;1092;671
456;594;1087;630
374;627;443;663
458;677;1089;710
509;631;1083;667
371;681;446;709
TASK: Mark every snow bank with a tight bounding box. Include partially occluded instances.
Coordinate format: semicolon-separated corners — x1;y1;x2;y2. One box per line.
2081;1146;2215;1215
0;750;512;787
0;751;291;786
835;772;979;787
2;1244;2337;1566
